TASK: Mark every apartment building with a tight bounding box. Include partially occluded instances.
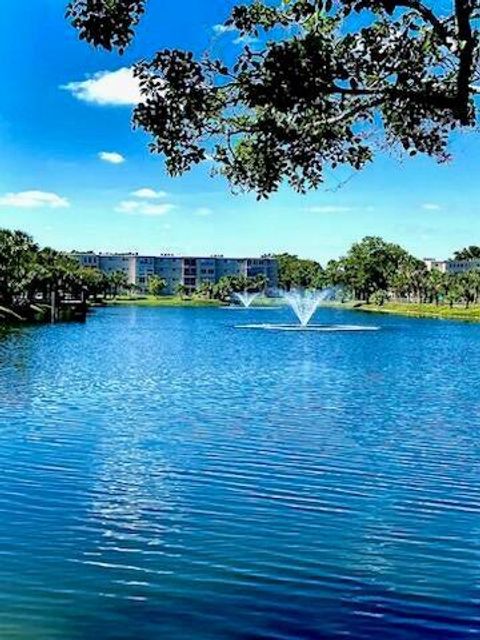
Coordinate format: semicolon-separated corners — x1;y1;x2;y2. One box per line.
424;258;448;273
445;258;480;274
424;258;480;274
73;252;278;294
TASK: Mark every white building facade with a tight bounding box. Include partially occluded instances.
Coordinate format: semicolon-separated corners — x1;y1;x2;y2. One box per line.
424;257;480;274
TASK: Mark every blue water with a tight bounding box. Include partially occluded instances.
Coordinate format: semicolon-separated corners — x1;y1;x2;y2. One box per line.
1;305;480;639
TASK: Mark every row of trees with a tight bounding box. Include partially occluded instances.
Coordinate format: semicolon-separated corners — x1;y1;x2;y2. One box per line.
147;274;268;300
3;229;480;318
276;237;480;308
386;268;480;308
0;229;129;320
195;274;268;302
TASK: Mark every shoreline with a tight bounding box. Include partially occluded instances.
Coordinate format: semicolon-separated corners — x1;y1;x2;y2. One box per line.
107;296;223;308
107;295;284;308
4;297;480;324
108;297;480;322
0;301;88;327
351;302;480;322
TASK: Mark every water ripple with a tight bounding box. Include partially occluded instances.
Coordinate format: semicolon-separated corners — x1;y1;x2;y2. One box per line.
1;307;480;639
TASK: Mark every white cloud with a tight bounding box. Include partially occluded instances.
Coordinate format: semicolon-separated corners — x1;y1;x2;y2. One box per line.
213;24;234;34
306;205;352;213
422;203;441;211
194;207;213;216
132;188;167;199
116;200;176;216
115;201;140;213
233;35;258;46
99;151;125;164
0;190;70;209
213;24;256;46
62;67;143;106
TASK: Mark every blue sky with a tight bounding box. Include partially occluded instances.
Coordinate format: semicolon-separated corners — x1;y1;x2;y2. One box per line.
0;0;479;263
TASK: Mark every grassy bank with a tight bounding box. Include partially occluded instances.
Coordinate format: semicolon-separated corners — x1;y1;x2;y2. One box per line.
109;295;285;308
107;296;480;322
356;302;480;322
110;295;223;307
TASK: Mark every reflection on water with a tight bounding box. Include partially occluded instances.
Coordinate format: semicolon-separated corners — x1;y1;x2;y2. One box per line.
1;306;480;639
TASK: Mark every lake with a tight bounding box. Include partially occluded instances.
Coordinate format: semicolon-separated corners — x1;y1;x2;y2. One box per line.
0;305;479;639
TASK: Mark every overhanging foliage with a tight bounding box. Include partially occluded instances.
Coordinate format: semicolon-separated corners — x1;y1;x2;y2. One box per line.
67;1;480;197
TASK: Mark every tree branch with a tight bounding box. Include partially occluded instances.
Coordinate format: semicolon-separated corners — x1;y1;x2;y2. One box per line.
394;0;451;45
455;0;475;123
331;84;457;110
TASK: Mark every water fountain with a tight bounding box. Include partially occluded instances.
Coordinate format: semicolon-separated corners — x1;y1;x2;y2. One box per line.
282;288;332;326
236;287;380;332
232;291;261;308
222;290;278;311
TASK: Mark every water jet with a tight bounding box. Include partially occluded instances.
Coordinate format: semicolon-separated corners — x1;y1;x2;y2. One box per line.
232;291;261;308
235;287;380;332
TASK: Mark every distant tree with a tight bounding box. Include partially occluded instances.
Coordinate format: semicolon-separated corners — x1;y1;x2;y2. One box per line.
68;1;480;198
0;228;107;318
444;276;463;308
75;267;104;300
391;255;427;303
425;268;448;305
453;246;480;260
457;270;480;307
0;230;38;307
325;236;418;302
371;290;390;306
275;253;324;290
175;283;189;299
251;274;268;292
212;277;235;302
148;274;167;297
195;275;267;302
468;269;480;302
196;281;215;299
104;270;129;298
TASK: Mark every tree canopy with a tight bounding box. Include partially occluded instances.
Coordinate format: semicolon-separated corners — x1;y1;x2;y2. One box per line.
324;235;424;301
148;274;167;297
453;245;480;260
196;274;268;301
321;235;480;307
0;229;131;322
67;0;480;197
275;253;323;289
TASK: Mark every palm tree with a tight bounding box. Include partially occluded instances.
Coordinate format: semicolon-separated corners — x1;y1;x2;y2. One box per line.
453;246;480;260
457;273;477;309
196;281;215;299
444;276;462;308
466;270;480;304
176;283;189;299
109;271;129;298
426;269;447;305
148;275;167;297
